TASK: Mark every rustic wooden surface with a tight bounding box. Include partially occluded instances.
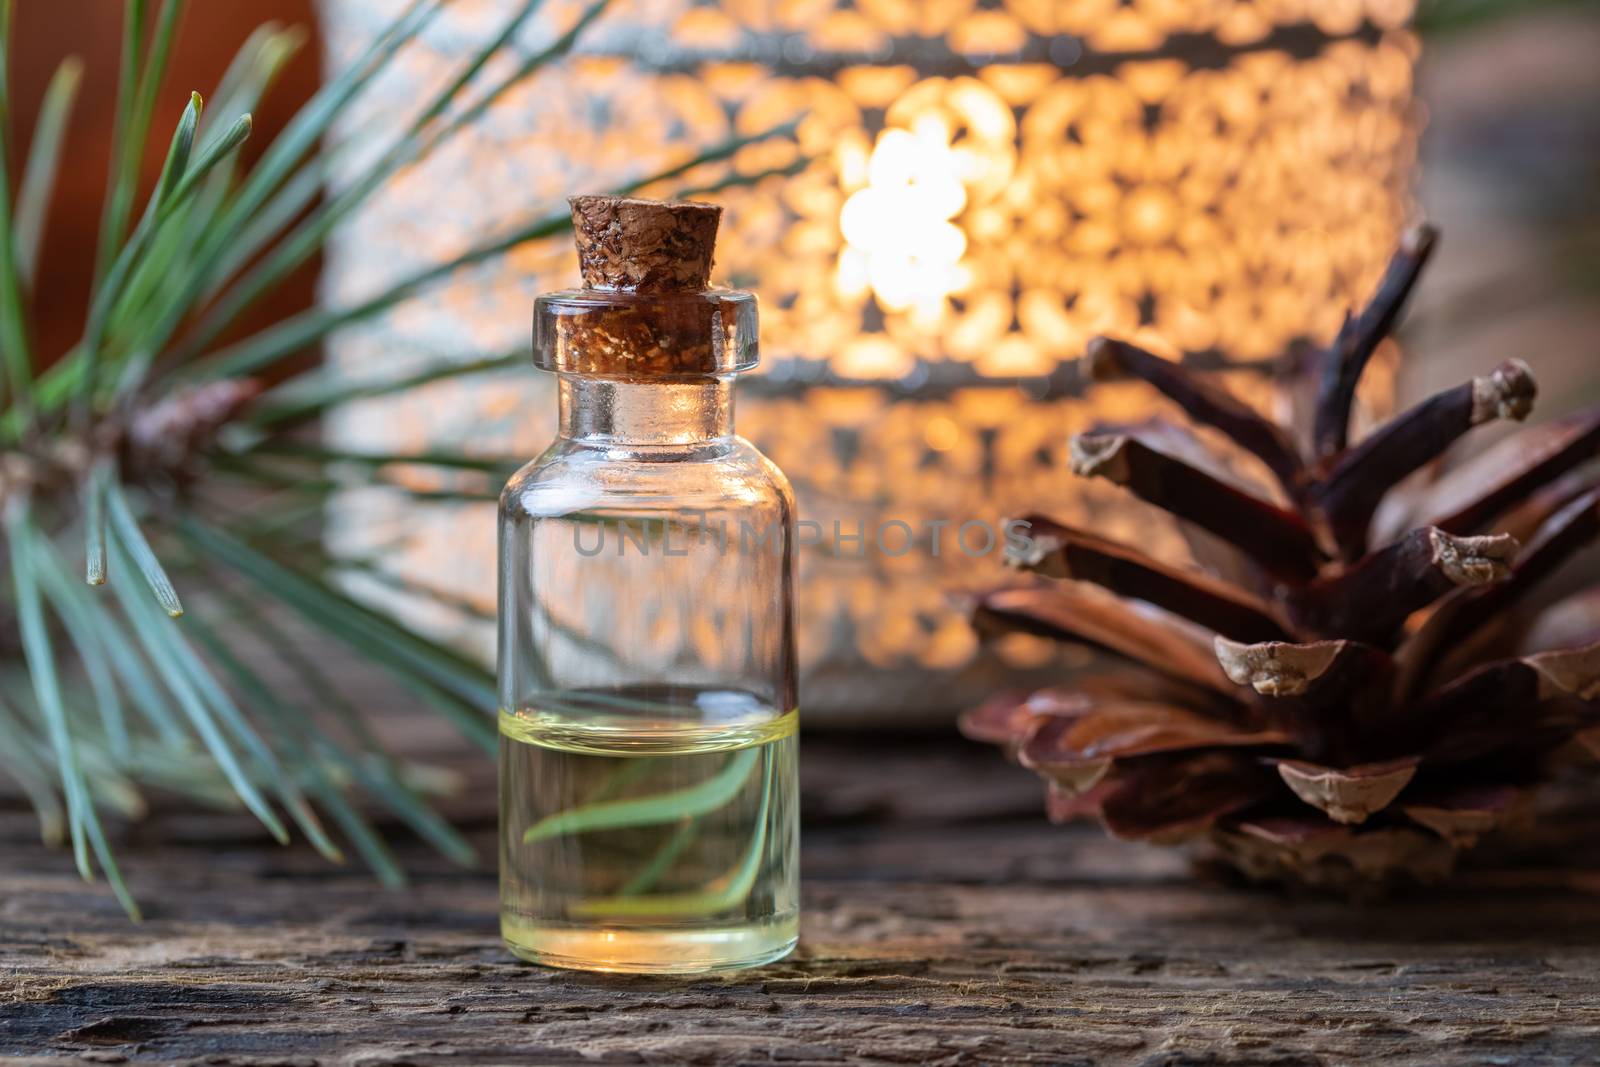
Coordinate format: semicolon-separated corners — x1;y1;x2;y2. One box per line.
3;733;1600;1066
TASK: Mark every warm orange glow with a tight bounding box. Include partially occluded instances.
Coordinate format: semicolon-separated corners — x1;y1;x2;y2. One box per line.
322;0;1418;715
840;125;969;316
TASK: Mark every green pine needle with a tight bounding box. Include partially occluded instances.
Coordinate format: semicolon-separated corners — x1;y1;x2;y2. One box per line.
0;0;36;417
15;56;82;288
570;754;773;919
522;748;760;844
83;464;108;586
104;537;290;845
35;539;132;758
104;477;184;616
94;0;184;284
8;500;142;918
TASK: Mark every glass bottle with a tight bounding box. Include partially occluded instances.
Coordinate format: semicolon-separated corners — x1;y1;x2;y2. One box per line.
498;196;798;973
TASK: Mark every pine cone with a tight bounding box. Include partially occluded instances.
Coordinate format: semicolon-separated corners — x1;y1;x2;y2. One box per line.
963;226;1600;895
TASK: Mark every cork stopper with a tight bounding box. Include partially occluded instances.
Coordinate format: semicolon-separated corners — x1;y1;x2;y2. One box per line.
569;195;722;292
534;195;756;378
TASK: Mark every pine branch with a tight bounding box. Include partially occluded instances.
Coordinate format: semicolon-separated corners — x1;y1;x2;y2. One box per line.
78;95;254;418
0;0;814;919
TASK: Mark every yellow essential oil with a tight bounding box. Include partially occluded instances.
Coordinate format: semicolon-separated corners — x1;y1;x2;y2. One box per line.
498;689;799;973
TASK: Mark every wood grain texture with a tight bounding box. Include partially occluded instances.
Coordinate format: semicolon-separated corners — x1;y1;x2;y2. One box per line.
3;736;1599;1065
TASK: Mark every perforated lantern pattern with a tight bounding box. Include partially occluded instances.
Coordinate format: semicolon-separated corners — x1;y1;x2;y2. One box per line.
317;0;1417;720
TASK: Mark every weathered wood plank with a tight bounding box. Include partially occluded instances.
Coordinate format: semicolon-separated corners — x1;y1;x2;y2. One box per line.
2;736;1599;1065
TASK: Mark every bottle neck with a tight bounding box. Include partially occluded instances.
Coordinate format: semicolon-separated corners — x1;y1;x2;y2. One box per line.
557;377;734;445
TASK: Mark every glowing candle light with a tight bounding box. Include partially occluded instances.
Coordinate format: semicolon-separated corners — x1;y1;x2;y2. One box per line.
321;0;1418;722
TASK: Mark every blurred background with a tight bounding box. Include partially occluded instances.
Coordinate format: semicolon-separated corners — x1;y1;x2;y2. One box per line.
10;0;1599;727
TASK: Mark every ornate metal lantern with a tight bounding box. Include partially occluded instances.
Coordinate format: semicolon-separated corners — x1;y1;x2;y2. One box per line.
318;0;1419;722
